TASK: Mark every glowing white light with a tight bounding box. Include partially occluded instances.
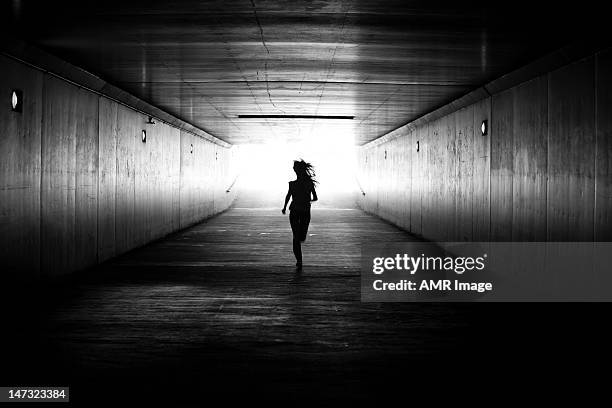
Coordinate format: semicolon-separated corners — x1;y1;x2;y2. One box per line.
141;130;147;143
235;125;358;205
11;91;18;110
481;120;488;136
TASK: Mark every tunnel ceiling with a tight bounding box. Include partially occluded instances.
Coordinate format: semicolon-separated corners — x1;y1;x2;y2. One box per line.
3;0;594;144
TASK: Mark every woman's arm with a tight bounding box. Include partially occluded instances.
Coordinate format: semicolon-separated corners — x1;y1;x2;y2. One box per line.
282;186;291;214
311;185;318;202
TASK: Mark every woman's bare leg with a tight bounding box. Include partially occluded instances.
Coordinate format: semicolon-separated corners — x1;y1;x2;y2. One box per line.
293;238;302;266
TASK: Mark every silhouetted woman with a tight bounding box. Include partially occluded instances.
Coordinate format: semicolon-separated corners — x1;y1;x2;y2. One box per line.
282;160;318;269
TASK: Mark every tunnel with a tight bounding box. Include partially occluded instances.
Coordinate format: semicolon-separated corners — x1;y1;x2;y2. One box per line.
1;0;611;405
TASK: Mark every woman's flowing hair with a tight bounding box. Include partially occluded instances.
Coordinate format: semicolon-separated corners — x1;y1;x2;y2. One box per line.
293;159;318;185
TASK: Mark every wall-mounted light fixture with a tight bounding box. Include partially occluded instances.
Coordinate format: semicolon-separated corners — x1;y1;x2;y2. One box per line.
215;152;218;161
11;89;23;112
384;150;387;159
481;120;488;136
141;130;147;143
416;140;420;152
190;144;194;154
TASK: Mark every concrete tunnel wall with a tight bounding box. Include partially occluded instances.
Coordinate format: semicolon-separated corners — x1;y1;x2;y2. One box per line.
357;49;612;242
0;55;237;280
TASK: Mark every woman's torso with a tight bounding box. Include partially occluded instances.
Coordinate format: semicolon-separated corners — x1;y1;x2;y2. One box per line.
289;179;312;211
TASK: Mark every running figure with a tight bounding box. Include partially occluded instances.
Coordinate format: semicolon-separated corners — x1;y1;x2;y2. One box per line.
282;160;318;269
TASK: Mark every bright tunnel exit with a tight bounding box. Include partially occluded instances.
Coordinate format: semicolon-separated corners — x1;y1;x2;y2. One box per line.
233;123;358;208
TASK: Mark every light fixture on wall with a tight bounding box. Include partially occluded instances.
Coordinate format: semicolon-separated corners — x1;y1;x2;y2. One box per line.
481;120;488;136
416;140;420;152
11;89;23;112
141;130;147;143
190;144;194;154
384;150;387;159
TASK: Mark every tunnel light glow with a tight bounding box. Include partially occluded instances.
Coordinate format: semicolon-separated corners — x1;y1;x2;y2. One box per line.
190;143;194;154
141;130;147;143
11;89;22;112
235;127;358;206
481;120;488;136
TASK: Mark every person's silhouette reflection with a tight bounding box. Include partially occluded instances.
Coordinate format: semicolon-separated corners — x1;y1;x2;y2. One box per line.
282;160;318;269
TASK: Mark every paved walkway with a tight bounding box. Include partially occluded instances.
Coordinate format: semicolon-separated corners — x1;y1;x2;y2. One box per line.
3;198;591;405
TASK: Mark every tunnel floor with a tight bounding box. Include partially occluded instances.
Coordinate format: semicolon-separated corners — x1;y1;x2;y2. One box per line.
2;199;610;405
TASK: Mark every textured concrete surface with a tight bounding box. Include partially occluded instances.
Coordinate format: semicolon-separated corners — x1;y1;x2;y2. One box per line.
2;0;595;144
357;50;611;242
596;49;612;241
0;55;237;279
0;57;43;279
2;200;610;405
